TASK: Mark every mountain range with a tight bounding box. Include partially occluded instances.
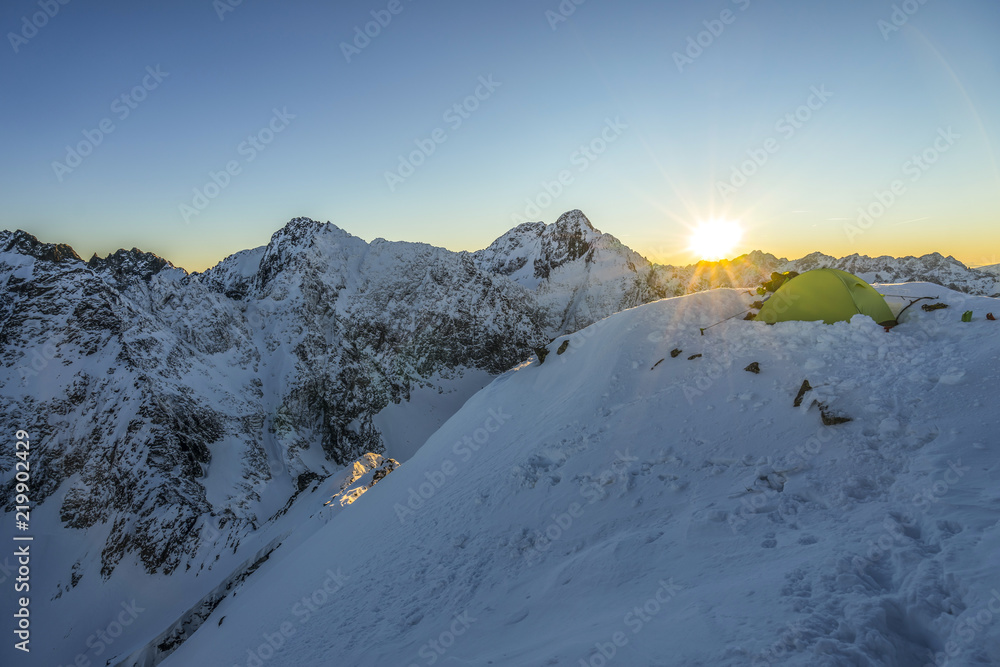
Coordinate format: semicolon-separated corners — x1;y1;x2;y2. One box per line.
1;210;997;666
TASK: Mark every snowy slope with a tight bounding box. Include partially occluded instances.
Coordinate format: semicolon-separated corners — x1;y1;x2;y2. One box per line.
163;283;1000;667
374;369;494;462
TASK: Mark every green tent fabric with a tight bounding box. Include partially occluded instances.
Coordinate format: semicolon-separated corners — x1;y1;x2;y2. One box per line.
754;268;896;326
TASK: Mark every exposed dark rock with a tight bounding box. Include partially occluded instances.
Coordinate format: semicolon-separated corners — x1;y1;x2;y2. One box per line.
818;403;852;426
794;380;812;408
2;229;82;264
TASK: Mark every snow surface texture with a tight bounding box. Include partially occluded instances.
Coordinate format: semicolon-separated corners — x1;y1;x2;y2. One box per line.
165;283;1000;667
2;214;998;666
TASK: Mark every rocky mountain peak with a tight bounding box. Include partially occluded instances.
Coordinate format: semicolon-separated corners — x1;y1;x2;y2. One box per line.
88;247;177;286
552;209;598;235
531;210;603;280
736;250;785;266
1;229;82;264
254;218;354;289
269;217;350;247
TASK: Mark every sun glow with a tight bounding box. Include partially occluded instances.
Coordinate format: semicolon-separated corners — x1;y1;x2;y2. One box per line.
688;220;743;260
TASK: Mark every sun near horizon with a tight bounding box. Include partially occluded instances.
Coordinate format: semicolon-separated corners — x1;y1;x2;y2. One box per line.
687;220;745;262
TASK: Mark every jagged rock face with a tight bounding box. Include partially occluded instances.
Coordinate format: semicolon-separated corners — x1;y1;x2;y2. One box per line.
325;452;400;507
1;229;82;264
474;210;605;287
1;237;266;580
0;219;549;583
87;247;175;288
473;210;661;333
475;213;786;334
529;209;597;280
204;219;547;465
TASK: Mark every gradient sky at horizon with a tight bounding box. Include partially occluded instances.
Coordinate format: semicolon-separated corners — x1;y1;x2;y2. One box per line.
2;0;998;272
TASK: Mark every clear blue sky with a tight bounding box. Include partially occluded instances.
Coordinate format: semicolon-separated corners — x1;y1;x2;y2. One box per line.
2;0;998;270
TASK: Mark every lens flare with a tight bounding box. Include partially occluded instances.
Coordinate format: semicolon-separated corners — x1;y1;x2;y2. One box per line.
688;220;743;260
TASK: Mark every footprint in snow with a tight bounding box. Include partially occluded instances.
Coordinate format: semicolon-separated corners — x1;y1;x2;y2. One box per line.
505;609;529;625
804;358;826;371
937;368;966;385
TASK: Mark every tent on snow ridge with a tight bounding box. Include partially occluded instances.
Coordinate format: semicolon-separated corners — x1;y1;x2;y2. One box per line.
754;268;896;327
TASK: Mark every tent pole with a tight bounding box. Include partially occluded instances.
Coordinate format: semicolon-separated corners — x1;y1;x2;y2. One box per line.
700;308;753;335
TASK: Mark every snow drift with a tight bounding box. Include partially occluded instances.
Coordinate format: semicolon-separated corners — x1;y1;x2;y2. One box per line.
163;283;1000;666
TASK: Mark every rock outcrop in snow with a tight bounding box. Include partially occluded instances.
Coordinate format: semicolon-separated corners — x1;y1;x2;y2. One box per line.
325;452;400;507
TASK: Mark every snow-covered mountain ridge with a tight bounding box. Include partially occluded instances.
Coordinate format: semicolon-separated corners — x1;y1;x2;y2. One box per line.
1;213;997;666
782;251;1000;296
